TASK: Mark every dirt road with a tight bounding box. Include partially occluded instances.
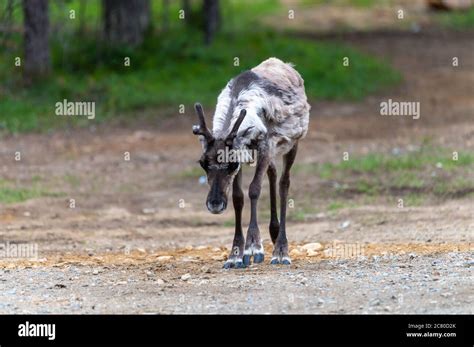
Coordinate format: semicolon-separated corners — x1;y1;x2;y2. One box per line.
0;27;473;313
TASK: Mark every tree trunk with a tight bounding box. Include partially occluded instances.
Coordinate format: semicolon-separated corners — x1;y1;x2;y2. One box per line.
23;0;50;80
182;0;191;25
203;0;220;45
103;0;151;46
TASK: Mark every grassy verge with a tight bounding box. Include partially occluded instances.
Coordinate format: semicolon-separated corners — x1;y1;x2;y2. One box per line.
0;179;63;204
294;146;474;200
435;7;474;30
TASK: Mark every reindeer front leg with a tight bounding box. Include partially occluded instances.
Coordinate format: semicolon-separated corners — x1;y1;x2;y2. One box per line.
223;168;245;268
243;143;270;267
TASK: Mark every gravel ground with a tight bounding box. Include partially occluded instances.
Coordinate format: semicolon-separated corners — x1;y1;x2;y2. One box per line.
0;251;472;314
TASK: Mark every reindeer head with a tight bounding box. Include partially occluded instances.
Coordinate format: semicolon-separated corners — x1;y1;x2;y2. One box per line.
192;103;247;214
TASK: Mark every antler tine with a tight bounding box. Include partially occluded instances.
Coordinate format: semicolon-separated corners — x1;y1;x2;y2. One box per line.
226;109;247;143
193;103;213;141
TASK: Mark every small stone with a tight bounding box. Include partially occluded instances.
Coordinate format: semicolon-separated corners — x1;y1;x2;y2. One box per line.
340;220;351;229
156;278;165;285
200;266;211;273
371;299;381;306
184;245;194;251
301;242;323;252
464;260;474;267
307;250;319;257
181;256;197;262
156;255;173;262
212;252;227;261
384;306;391;312
142;208;156;214
289;248;303;257
181;273;191;281
23;211;31;217
92;269;99;275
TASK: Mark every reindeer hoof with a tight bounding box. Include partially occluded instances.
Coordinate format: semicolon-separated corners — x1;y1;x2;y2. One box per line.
223;258;245;269
242;255;251;267
253;253;265;263
234;260;244;268
270;256;291;265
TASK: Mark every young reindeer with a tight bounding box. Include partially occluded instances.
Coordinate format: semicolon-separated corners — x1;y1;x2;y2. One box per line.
192;57;310;268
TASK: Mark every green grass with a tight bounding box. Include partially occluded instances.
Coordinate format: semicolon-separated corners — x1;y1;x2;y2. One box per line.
293;147;474;201
327;201;357;211
223;219;235;227
0;179;64;204
179;166;204;179
295;148;474;177
391;172;425;189
287;203;319;222
384;194;426;207
289;209;308;222
433;177;474;196
300;0;376;7
0;1;400;133
436;7;474;30
63;174;81;188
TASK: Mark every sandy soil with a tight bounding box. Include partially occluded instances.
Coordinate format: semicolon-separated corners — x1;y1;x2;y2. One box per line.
0;19;473;313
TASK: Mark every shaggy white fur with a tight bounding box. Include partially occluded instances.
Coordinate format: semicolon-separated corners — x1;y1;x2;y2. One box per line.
212;57;310;157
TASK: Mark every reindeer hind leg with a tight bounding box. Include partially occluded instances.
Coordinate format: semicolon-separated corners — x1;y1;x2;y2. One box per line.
271;142;298;265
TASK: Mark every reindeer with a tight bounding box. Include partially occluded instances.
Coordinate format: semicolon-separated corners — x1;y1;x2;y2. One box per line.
192;57;310;268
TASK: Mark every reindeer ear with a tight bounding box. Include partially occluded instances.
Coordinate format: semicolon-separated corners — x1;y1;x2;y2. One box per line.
229;126;254;148
193;103;213;143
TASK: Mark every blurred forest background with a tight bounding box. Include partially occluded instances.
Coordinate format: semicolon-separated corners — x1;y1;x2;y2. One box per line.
0;0;471;134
